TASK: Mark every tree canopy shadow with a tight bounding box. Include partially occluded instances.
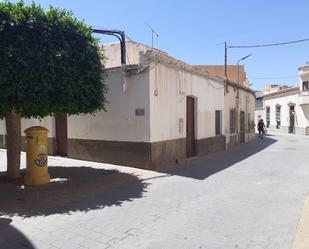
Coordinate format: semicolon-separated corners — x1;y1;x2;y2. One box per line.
0;166;148;217
165;135;278;180
0;218;35;249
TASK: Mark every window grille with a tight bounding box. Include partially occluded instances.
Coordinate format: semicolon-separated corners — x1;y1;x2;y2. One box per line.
302;81;309;91
276;106;281;128
215;110;222;135
266;107;270;128
230;108;236;133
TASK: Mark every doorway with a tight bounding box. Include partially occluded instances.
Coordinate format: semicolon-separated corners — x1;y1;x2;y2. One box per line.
186;96;196;158
289;106;295;134
240;111;245;143
55;115;68;156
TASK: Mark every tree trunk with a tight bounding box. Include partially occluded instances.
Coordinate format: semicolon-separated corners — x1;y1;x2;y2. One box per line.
5;111;21;181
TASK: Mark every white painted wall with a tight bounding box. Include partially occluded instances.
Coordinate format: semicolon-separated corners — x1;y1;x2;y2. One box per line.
68;68;151;142
224;85;255;143
299;65;309;90
224;87;236;144
0;120;5;135
239;89;255;128
0;41;254;148
103;41;155;68
255;109;264;126
264;93;309;129
148;61;225;142
0;117;55;138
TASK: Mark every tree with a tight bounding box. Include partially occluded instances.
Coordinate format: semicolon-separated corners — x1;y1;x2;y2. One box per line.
0;1;107;180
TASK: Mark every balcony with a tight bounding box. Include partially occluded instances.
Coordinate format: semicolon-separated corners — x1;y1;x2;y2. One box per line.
299;93;309;105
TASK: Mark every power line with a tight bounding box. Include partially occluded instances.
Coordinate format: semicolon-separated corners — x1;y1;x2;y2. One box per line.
124;34;134;42
248;75;298;80
229;38;309;49
225;37;309;78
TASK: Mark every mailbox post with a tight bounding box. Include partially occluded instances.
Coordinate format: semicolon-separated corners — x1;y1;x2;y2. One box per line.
24;126;50;185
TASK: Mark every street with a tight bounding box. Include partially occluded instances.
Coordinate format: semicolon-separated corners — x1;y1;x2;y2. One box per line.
1;133;309;249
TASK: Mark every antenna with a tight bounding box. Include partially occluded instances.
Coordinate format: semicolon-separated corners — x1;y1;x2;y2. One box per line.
145;21;159;48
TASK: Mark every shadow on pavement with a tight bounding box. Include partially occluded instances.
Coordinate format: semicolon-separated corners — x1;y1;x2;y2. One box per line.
0;166;148;217
167;135;278;180
0;218;35;249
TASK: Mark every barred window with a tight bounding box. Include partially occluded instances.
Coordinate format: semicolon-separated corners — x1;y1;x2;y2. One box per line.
230;108;236;133
276;105;281;128
276;106;281;122
266;107;270;122
303;81;309;91
266;106;270;128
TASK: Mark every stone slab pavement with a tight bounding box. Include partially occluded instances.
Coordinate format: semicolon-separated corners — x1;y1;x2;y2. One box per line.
292;196;309;249
1;133;309;249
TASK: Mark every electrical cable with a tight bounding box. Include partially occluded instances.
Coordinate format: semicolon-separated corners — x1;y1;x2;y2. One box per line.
228;38;309;49
248;75;298;80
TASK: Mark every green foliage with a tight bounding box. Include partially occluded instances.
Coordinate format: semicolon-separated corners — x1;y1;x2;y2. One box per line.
0;1;107;119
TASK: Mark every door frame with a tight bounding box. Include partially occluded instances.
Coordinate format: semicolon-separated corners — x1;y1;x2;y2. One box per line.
55;114;68;156
186;96;197;158
240;111;245;143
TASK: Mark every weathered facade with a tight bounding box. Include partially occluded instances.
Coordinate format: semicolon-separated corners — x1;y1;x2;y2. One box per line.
0;41;256;170
193;64;256;148
224;81;256;148
194;65;249;87
67;42;227;169
255;64;309;135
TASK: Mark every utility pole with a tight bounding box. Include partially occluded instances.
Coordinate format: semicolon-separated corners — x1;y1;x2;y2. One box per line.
224;42;228;79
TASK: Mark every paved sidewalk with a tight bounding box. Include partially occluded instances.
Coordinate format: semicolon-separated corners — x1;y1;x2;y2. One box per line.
1;134;309;249
292;197;309;249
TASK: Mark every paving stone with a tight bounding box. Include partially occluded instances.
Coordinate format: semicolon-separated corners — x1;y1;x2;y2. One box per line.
1;134;309;248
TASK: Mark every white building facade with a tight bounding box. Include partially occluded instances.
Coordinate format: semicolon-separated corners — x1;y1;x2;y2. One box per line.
0;41;255;170
224;81;256;148
256;65;309;135
66;43;228;169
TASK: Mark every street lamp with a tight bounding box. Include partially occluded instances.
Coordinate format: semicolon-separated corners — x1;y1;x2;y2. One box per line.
237;54;252;84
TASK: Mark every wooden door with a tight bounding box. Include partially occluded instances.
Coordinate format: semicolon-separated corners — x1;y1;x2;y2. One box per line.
240;111;245;143
55;115;68;156
186;96;196;158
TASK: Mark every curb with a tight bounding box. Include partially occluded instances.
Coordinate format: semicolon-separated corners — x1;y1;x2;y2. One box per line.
292;196;309;249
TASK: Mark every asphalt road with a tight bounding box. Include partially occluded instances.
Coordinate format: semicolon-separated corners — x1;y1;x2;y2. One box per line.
1;133;309;249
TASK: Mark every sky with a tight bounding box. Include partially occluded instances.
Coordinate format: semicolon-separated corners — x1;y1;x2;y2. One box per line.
16;0;309;90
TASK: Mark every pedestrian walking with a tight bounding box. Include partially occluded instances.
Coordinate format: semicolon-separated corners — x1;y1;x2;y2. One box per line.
257;119;266;139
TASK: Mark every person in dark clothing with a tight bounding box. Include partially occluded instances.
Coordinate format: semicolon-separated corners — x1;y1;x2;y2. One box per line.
257;119;266;139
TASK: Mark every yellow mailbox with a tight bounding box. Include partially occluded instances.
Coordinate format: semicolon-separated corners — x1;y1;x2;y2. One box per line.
24;126;50;185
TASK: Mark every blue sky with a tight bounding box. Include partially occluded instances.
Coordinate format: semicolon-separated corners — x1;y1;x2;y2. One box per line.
19;0;309;89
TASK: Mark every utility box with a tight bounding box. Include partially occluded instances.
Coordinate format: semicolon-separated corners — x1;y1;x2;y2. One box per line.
24;126;50;185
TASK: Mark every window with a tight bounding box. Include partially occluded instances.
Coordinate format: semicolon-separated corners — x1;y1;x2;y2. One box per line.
215;110;222;135
276;105;281;128
247;113;251;131
230;108;236;133
303;81;309;91
255;98;263;109
266;107;270;128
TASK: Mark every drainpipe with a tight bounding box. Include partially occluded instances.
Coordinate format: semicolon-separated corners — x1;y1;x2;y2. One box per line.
92;28;126;68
